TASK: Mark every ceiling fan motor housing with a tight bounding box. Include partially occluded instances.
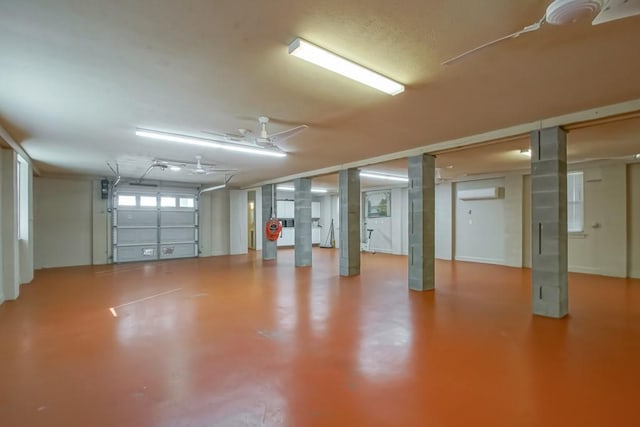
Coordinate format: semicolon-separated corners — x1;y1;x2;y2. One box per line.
546;0;604;25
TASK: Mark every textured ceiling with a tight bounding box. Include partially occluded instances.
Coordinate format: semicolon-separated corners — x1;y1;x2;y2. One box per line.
0;0;639;187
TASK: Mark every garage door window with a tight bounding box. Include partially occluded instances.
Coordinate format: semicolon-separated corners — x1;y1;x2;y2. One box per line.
140;196;157;207
161;196;176;207
118;195;137;207
179;197;194;208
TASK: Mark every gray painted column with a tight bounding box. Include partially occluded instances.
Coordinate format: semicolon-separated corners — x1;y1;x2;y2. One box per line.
261;184;277;260
1;150;20;300
408;154;435;291
339;169;360;276
531;126;568;318
294;178;312;267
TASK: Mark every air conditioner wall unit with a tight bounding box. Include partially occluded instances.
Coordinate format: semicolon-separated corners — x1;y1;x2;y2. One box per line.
457;187;502;201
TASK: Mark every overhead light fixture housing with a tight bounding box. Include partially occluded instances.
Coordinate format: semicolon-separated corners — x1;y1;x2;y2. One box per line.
199;184;226;194
136;129;287;158
288;38;405;96
277;185;328;194
360;171;409;182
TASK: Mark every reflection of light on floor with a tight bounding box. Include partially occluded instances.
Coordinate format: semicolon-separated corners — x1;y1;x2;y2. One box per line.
276;283;297;332
310;286;330;336
357;324;413;380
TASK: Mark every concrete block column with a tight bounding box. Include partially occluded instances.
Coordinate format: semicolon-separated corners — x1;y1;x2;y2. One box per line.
1;150;20;300
261;184;277;260
531;126;568;318
339;169;360;276
294;178;312;267
408;154;435;291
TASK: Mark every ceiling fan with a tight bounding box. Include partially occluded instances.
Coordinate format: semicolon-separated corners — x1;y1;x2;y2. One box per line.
442;0;640;65
203;116;308;152
154;156;238;176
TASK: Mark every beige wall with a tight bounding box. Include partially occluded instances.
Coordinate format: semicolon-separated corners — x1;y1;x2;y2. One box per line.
34;177;93;268
629;163;640;278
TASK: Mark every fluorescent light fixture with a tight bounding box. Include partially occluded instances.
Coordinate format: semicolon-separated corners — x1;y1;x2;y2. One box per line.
136;129;286;158
200;184;226;194
169;165;182;172
359;171;409;182
520;148;532;157
288;38;405;96
277;185;328;193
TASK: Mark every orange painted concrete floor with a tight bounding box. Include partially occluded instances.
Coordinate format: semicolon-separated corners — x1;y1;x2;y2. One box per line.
1;249;639;427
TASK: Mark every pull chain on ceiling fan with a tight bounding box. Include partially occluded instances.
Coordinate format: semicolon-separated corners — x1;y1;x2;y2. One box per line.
442;0;640;65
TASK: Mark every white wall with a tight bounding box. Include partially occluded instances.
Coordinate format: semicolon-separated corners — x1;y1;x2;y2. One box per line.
567;164;627;277
629;163;640;278
454;178;506;265
435;182;453;260
199;189;231;257
34;177;93;268
91;180;109;265
228;189;248;255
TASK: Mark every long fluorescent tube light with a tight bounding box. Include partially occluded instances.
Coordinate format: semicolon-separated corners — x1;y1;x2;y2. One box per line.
360;172;409;182
277;186;328;193
200;184;226;194
288;38;405;96
136;129;286;158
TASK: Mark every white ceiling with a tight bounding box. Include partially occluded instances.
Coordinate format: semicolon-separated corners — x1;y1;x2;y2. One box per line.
1;0;639;188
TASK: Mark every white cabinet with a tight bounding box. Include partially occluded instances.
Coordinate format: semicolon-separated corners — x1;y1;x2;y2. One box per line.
277;200;294;218
312;201;321;218
312;227;321;244
278;228;295;246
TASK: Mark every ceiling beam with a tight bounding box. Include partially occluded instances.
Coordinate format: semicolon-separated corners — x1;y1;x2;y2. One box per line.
245;98;640;189
0;124;40;175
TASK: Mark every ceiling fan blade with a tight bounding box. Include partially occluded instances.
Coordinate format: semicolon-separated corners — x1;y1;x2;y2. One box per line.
269;125;308;143
201;130;245;141
592;0;640;24
442;18;544;66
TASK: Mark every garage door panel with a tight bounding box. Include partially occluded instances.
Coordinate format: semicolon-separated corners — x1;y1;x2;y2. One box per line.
117;210;158;227
117;228;157;245
160;243;196;259
161;211;195;227
160;227;195;243
116;245;159;262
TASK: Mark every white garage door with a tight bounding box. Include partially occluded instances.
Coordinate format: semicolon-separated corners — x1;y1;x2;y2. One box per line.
113;189;199;263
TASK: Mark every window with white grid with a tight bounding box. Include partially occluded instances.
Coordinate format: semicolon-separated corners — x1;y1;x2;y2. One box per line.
567;171;584;233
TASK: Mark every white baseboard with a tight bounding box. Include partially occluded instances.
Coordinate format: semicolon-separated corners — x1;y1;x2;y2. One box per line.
454;255;505;266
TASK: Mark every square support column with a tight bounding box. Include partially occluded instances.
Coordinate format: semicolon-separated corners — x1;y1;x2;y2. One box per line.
339;169;360;276
261;184;277;261
408;154;435;291
294;178;312;267
1;150;20;300
531;126;568;318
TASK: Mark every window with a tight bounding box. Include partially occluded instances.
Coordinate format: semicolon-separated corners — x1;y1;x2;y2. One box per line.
567;172;584;233
161;196;176;207
179;197;194;208
140;196;157;207
118;195;137;207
